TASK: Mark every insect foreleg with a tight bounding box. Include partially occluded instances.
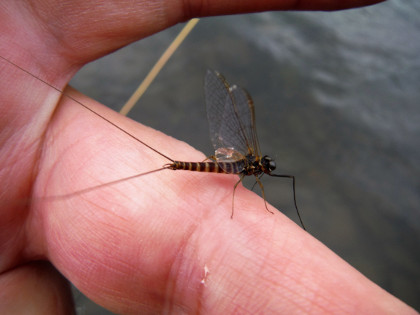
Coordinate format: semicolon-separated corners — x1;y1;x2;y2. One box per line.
269;174;305;230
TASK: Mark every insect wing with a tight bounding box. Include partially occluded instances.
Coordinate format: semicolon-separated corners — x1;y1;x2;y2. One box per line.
204;70;261;164
229;82;261;158
214;147;245;162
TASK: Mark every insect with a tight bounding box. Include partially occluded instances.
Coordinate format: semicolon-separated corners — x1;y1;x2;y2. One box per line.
168;70;305;229
1;56;305;229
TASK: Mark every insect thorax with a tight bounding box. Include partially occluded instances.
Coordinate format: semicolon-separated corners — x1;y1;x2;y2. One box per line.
240;154;276;176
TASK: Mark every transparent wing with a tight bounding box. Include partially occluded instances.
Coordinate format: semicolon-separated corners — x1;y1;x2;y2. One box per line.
204;70;261;161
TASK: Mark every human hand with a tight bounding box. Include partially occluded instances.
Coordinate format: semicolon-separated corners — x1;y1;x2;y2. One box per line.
1;0;417;313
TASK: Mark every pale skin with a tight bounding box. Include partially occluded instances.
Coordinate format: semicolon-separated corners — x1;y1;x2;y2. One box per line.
0;0;417;314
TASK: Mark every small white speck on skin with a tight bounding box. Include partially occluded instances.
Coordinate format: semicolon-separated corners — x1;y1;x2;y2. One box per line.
201;264;210;285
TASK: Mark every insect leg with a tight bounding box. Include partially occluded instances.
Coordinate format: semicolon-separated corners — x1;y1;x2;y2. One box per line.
254;176;275;215
269;174;306;230
231;173;246;219
202;155;216;162
250;174;264;191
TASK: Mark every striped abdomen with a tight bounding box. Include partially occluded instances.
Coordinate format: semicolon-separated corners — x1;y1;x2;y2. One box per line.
168;160;245;174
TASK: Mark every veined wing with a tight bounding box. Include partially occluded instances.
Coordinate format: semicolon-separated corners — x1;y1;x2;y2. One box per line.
204;70;261;162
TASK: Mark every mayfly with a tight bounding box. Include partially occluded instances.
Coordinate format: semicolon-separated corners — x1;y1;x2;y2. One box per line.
1;56;305;229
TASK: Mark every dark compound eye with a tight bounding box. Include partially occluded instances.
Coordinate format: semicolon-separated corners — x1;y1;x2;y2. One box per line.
262;155;276;172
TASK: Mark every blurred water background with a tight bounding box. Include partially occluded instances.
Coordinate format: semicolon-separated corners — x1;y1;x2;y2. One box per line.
70;0;419;313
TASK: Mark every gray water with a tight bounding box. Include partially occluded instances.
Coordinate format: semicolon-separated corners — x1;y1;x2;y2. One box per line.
71;1;420;312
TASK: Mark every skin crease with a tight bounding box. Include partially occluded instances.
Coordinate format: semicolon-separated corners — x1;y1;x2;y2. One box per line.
0;0;417;314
